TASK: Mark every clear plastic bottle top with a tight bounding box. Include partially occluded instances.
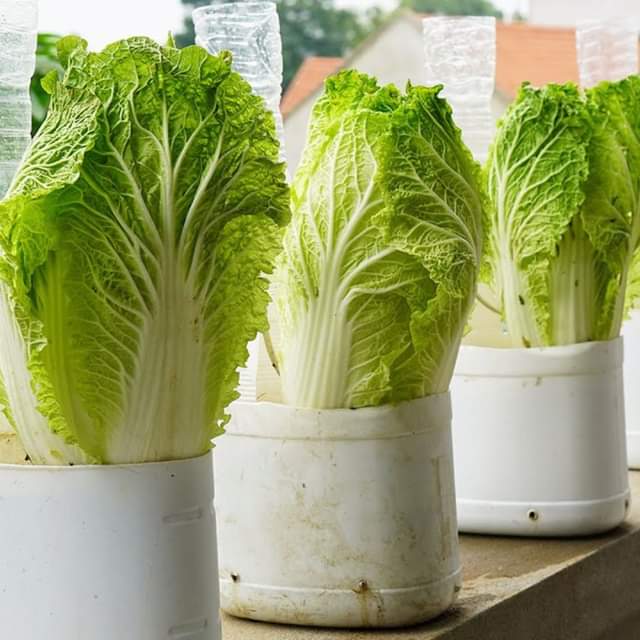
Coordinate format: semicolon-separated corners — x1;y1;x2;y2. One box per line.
0;0;38;29
576;19;639;88
423;16;496;163
193;4;283;107
192;1;285;162
0;0;38;87
0;0;37;197
193;2;286;402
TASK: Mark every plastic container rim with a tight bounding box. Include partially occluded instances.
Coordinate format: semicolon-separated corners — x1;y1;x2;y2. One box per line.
226;393;452;441
0;450;212;473
456;336;623;377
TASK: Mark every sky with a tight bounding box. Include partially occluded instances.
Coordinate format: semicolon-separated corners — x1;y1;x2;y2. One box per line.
335;0;529;18
39;0;528;50
39;0;187;49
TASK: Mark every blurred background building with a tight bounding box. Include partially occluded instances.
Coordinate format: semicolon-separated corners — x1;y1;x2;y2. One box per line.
33;0;640;165
528;0;640;28
282;9;590;169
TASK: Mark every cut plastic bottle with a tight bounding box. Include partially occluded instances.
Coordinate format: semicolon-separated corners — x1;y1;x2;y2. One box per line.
193;2;286;160
192;2;286;403
580;20;640;471
0;0;37;198
576;19;639;88
423;16;496;163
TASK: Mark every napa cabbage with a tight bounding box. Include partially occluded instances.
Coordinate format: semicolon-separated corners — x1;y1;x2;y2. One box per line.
0;36;289;464
276;71;484;409
484;77;640;348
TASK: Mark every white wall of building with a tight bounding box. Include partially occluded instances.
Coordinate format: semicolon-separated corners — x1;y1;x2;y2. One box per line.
285;16;424;170
529;0;640;28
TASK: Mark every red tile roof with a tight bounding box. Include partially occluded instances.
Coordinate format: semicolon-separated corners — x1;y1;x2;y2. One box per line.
281;13;640;119
281;56;344;116
496;22;579;98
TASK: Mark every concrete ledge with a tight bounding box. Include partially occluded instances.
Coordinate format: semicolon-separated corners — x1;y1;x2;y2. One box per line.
223;473;640;640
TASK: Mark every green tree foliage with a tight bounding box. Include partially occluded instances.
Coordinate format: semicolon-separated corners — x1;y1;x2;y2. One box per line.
404;0;503;17
176;0;382;89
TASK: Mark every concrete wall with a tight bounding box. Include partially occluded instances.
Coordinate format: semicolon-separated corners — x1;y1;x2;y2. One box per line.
284;14;507;171
529;0;640;28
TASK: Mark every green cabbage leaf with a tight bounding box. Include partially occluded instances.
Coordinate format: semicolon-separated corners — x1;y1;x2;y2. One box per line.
0;36;289;464
276;71;483;409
